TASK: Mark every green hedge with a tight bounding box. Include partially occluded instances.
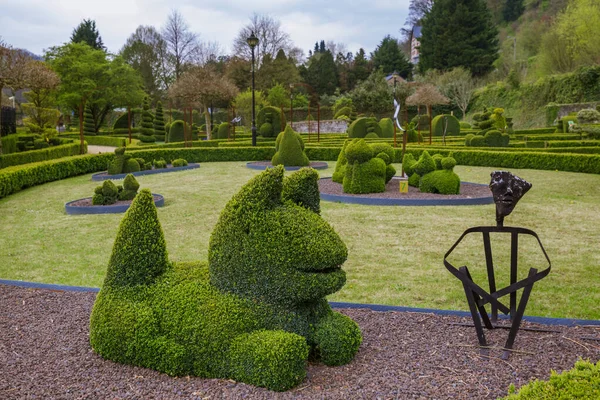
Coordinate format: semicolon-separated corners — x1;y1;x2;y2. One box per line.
512;127;556;135
1;135;18;154
0;153;112;199
0;142;84;169
127;147;277;163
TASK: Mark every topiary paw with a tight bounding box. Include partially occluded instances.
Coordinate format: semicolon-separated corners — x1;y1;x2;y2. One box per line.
313;311;362;366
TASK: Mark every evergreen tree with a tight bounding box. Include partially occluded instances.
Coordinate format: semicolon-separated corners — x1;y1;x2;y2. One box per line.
140;98;156;143
70;19;105;50
503;0;524;22
348;48;371;90
371;35;413;78
419;0;499;77
153;101;166;139
319;40;326;53
304;50;338;96
83;104;96;136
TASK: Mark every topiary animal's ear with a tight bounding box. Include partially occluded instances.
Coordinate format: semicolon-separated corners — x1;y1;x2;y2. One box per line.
104;189;169;288
282;168;320;214
229;166;284;213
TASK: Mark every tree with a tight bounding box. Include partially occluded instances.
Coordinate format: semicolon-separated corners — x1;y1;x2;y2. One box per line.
371;35;413;78
169;65;238;138
71;19;105;50
162;10;199;80
348;48;371;90
232;13;293;67
256;49;300;91
349;70;394;114
503;0;525;22
401;0;435;39
154;101;166;137
225;56;251;91
302;50;338;96
266;83;290;109
419;0;499;77
0;42;29;154
46;42;145;137
430;67;476;119
120;25;171;102
406;84;449;144
22;60;60;129
233;88;267;129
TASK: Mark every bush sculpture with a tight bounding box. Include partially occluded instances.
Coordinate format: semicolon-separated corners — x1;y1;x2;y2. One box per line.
90;167;362;392
347;117;382;139
108;147;143;175
271;126;310;167
139;98;156;143
153;101;166;141
168;120;185;143
83;105;95;136
333;139;395;194
465;130;510;147
403;150;460;194
431;114;460;137
257;106;286;138
92;174;140;205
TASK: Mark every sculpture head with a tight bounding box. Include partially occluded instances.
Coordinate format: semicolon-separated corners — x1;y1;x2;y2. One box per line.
208;166;348;305
489;171;532;226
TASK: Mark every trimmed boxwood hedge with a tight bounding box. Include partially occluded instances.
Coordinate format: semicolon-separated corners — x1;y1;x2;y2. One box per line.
0;142;83;169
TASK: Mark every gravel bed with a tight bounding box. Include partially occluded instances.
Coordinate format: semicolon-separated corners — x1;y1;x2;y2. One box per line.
319;178;491;200
1;284;599;399
68;195;163;208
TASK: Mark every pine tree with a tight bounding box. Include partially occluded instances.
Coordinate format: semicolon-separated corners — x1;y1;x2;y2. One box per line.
371;35;413;78
305;50;338;95
503;0;524;22
140;98;156;143
348;48;371;90
83;105;96;136
418;0;499;77
153;101;166;140
70;19;105;50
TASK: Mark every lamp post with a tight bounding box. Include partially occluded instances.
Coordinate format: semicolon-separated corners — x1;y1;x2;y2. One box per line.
8;96;15;108
246;31;259;146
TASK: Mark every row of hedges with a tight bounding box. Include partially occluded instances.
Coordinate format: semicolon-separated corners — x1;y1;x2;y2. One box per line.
0;142;84;169
126;147;277;164
0;153;112;199
59;135;134;148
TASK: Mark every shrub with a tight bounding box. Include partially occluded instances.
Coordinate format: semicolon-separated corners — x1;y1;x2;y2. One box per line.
154;101;167;141
92;180;119;205
470;135;487;147
431;114;460;136
271;126;309;167
484;130;510;147
216;122;231;140
172;158;188;167
577;108;600;124
0;142;83;169
334;106;353;120
83;106;95;136
33;139;49;149
459;121;471;129
420;169;460;194
1;135;18;154
332;140;350;184
413;150;436;176
281;167;320;214
365;132;379;138
123;157;141;173
465;134;475;146
168;120;185;143
313;312;363;366
257;106;286;138
347;117;381;138
140;98;155;143
118;174;140;201
410;114;430;130
502;360;600;399
342;139;386;194
153;159;167;169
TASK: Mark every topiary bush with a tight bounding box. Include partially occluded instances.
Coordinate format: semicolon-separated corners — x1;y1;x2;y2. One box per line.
431;114;460;137
332;140;350;184
402;150;460;194
83;105;95;136
459;121;471;129
257;106;286;138
119;174;140;201
216;122;231;140
502;359;600;399
172;158;188;167
576;108;600;125
410;114;430;131
90;167;362;392
271;126;309;167
333;106;353;120
342;139;386;194
153;101;167;141
153;158;167;169
347;117;381;139
378;118;394;138
168;120;185;143
370;142;396;183
140;98;156;143
484;130;510;147
92;180;119;205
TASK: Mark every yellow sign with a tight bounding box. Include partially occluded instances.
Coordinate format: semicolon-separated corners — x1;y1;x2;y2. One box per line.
399;178;409;193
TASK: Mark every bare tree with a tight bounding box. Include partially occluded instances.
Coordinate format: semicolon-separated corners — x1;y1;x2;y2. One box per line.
232;13;293;67
162;10;199;79
432;67;476;120
401;0;435;39
192;41;225;65
325;41;348;58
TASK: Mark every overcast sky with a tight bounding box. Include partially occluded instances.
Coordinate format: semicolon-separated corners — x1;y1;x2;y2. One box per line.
0;0;411;59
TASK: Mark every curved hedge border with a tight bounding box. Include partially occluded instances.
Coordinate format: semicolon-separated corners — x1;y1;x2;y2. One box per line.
0;142;84;169
65;193;164;214
91;163;200;181
59;135;138;148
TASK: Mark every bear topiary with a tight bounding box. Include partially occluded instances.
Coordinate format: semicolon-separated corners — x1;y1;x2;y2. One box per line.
402;151;460;194
271;126;310;167
257;106;286;138
342;139;386;194
431;114;460;137
168;120;185;143
90;167;362;392
378;118;394;138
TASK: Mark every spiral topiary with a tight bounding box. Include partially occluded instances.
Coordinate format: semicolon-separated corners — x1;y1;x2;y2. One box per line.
140;98;156;143
83;105;95;136
153;101;167;141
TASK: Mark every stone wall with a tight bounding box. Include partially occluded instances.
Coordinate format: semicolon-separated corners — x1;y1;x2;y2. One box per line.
289;119;348;133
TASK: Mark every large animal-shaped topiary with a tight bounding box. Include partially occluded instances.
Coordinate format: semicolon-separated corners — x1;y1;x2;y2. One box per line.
271;126;310;167
402;150;460;194
90;167;362;392
333;139;395;194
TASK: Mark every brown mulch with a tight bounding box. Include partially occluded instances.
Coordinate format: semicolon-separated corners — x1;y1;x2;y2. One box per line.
69;195;162;208
318;178;492;200
1;285;599;399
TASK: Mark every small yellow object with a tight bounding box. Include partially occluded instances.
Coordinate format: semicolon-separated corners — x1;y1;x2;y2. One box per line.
399;178;409;193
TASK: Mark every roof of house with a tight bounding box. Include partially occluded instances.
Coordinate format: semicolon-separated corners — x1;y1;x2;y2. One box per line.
412;25;422;39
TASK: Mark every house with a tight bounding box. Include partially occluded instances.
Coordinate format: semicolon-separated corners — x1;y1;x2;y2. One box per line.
410;25;421;65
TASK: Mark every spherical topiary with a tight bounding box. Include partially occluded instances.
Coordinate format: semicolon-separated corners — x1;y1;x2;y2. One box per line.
365;132;379;138
123;158;141;173
378;118;394;138
172;158;188;167
257;106;285;137
469;135;487;147
441;156;456;170
259;122;273;138
313;312;363;366
271;126;310;167
432;114;461;136
168;120;185;143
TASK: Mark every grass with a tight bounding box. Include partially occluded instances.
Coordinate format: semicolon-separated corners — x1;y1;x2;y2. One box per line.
0;161;599;320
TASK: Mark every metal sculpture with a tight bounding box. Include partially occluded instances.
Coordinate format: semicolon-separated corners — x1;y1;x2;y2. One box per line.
444;171;551;359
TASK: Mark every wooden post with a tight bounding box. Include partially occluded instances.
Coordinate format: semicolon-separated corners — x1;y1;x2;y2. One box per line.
428;104;433;145
79;102;85;154
317;104;320;142
307;103;310;143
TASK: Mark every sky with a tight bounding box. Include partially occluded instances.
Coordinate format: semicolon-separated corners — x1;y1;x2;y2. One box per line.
0;0;411;59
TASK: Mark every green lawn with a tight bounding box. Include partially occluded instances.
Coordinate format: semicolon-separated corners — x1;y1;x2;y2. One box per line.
0;161;599;320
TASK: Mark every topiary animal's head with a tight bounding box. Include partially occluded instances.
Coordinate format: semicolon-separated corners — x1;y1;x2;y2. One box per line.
209;166;347;305
345;139;373;164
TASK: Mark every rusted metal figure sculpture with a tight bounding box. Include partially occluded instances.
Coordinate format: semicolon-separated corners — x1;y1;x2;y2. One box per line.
444;171;551;359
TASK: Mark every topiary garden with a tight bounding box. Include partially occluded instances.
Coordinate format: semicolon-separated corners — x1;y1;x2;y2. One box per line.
90;167;362;391
402;150;460;194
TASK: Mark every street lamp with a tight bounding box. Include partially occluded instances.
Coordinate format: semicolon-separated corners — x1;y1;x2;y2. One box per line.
246;31;259;146
8;96;15;108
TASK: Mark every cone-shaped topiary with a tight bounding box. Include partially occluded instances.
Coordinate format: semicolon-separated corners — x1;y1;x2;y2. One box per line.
168;120;185;142
140;98;156;143
271;126;310;167
83;105;95;136
103;189;169;287
153;101;166;141
332;140;350;184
